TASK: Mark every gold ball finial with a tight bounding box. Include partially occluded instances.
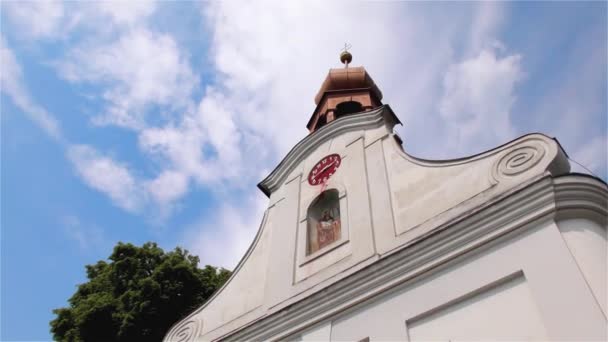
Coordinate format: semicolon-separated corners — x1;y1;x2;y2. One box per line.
340;43;352;66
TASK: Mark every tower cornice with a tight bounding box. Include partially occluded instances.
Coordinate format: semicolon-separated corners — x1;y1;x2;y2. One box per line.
258;105;401;197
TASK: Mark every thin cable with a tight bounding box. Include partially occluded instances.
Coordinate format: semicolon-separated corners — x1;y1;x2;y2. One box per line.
568;157;601;178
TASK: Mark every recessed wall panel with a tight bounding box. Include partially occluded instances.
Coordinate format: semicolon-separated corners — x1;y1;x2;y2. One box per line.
406;275;547;341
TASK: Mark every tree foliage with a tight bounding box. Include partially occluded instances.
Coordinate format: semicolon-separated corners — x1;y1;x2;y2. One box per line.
50;242;231;341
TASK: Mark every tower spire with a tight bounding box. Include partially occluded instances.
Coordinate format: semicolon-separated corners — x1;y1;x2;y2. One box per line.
306;48;383;133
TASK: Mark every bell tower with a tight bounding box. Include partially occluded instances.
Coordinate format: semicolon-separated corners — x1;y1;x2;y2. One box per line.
307;47;383;132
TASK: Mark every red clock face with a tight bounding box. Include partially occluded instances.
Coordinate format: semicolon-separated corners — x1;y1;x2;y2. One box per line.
308;154;341;186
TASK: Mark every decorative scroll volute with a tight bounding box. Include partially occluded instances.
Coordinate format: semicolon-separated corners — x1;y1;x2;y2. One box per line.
492;138;548;182
166;318;202;342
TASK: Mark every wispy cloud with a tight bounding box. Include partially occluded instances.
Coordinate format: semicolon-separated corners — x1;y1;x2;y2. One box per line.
67;145;145;213
2;1;65;40
439;48;523;155
467;1;505;55
56;27;197;129
2;1;196;217
1;37;62;141
93;0;156;26
62;215;106;251
182;194;267;269
1;1;520;227
2;1;157;41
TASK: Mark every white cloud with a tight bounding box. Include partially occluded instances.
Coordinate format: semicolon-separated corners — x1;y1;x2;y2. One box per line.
439;48;523;155
468;2;505;55
199;1;512;162
140;124;201;174
95;0;156;26
145;169;189;206
67;144;144;212
1;37;62;141
2;1;518;226
182;193;267;269
198;89;242;165
56;27;197;129
137;88;249;202
2;1;156;41
204;1;413;152
2;1;513;224
2;1;65;39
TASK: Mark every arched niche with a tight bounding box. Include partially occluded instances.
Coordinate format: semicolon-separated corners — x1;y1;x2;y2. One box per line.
307;189;342;255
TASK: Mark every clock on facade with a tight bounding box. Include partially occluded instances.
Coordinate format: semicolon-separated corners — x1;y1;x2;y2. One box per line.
308;154;341;186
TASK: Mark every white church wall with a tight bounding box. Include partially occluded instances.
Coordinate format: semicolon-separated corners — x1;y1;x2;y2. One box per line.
296;321;332;341
557;216;607;315
264;176;301;309
377;133;568;257
384;137;495;236
189;174;606;341
323;219;606;341
166;107;605;342
192;208;275;336
267;127;384;294
363;137;397;254
405;275;547;341
199;124;389;336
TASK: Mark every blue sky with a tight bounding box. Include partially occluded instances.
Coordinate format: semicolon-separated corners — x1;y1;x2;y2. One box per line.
1;1;606;340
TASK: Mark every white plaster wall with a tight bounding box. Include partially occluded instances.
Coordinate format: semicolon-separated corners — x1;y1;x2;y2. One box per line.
407;275;547;341
296;220;608;341
197;126;386;340
197;208;275;334
378;134;566;256
297;322;332;341
557;217;607;315
200;128;574;340
264;177;301;309
280;130;378;296
385;140;495;235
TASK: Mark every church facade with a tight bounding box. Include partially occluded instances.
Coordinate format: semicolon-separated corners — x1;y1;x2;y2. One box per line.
165;60;607;341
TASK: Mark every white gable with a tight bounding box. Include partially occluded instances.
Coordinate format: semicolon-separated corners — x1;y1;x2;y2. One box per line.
165;105;607;342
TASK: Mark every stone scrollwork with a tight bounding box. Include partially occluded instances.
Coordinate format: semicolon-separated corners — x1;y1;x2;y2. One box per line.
493;138;547;181
166;318;202;342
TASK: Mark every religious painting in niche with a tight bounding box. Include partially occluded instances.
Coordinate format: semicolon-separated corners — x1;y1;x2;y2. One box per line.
307;189;341;255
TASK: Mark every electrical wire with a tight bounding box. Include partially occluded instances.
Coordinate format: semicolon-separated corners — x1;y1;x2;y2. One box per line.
568;157;602;179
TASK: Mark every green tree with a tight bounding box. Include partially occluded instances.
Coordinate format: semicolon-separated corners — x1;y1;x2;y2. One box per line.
50;242;231;342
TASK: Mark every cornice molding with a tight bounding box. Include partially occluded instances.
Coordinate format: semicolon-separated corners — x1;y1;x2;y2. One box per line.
554;174;608;221
258;105;400;197
224;174;607;341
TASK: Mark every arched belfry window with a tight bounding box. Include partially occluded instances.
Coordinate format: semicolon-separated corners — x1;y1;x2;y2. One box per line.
335;101;363;119
307;189;341;255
